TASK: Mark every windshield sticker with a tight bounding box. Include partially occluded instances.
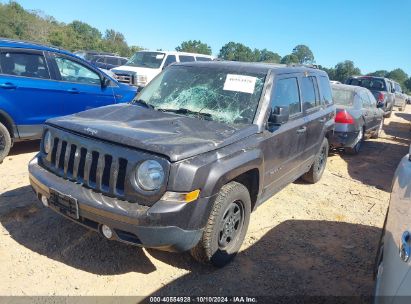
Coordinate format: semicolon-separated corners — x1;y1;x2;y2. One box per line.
223;74;257;94
155;54;165;60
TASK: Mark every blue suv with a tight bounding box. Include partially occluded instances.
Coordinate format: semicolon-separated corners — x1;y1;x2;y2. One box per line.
0;39;137;163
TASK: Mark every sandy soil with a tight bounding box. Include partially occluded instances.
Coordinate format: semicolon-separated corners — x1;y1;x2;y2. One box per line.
1;107;410;299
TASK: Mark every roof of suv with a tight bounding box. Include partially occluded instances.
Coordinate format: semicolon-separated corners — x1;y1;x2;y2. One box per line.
173;60;326;75
0;38;74;56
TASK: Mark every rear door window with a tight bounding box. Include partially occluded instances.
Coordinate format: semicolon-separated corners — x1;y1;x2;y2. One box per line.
271;77;301;116
196;57;212;61
301;76;319;110
179;55;195;62
0;51;50;79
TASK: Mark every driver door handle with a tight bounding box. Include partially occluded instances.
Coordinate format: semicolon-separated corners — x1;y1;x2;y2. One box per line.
67;88;80;94
296;126;307;134
0;82;16;89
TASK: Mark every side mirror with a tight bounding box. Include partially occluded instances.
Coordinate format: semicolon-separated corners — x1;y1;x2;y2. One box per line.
101;76;111;88
269;106;290;125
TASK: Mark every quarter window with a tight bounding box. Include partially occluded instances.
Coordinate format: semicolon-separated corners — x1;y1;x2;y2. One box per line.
0;52;50;79
55;56;100;85
301;76;319;109
272;77;301;116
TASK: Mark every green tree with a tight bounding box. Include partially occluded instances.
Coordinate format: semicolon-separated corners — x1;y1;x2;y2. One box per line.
175;40;212;55
386;68;408;86
292;44;314;64
318;65;336;80
218;42;256;62
367;70;388;77
333;60;361;83
259;49;281;63
280;54;299;65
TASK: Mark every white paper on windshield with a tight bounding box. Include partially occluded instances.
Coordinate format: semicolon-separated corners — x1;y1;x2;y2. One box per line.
223;74;257;94
156;54;165;60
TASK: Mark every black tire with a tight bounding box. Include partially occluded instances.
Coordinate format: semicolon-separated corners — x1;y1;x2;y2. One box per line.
0;122;11;164
345;128;364;155
301;137;329;184
371;118;384;139
190;181;251;267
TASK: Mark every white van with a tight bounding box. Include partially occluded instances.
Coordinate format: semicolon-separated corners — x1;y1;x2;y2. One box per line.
111;51;215;88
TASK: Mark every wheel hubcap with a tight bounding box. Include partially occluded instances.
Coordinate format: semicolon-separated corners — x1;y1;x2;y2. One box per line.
218;201;244;249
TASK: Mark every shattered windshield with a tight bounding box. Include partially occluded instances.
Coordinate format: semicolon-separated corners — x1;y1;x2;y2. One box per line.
125;52;165;69
132;65;266;124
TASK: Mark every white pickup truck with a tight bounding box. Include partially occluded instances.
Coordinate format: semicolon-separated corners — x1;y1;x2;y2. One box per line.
111;50;214;88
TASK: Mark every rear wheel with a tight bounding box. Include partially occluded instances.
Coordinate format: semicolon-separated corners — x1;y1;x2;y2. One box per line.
302;137;329;184
345;128;364;155
190;181;251;267
0;122;11;164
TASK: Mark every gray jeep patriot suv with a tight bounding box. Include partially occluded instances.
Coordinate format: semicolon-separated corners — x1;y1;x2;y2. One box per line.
29;61;335;267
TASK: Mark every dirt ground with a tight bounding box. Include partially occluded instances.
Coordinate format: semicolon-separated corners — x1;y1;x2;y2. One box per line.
1;107;411;299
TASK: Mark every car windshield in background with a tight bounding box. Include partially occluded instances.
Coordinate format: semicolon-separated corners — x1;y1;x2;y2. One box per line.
133;66;266;125
332;88;354;106
125;52;165;69
350;78;386;91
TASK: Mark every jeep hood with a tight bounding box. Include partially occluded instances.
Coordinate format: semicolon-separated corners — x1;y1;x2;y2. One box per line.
46;104;258;162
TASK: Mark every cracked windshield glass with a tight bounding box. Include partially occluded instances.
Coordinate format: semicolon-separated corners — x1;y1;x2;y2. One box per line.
133;65;266;124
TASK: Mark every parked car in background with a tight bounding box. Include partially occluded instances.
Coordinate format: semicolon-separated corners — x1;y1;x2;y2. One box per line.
90;55;128;70
0;39;138;163
74;50;116;62
29;62;335;267
392;81;407;111
407;94;411;104
346;76;394;118
111;50;215;88
374;145;411;302
330;84;384;154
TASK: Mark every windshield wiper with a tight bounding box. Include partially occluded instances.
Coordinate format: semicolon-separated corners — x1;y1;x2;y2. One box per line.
158;108;213;120
133;99;154;109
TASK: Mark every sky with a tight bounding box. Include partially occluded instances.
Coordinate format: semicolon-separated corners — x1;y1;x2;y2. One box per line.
7;0;411;75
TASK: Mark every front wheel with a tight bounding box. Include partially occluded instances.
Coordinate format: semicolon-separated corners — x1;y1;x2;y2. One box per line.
0;122;11;164
190;181;251;267
302;137;329;184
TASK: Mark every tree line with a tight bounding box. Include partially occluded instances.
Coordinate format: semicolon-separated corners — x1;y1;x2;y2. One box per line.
1;1;410;93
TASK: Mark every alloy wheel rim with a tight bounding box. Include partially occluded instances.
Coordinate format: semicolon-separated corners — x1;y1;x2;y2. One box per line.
218;200;244;249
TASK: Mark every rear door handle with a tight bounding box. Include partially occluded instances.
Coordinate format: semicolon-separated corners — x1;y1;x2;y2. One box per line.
0;82;16;89
296;126;307;134
67;88;80;94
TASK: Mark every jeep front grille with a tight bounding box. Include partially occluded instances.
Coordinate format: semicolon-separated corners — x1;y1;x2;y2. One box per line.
48;137;128;197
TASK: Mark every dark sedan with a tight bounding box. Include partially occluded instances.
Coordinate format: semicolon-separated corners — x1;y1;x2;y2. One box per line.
330;84;384;154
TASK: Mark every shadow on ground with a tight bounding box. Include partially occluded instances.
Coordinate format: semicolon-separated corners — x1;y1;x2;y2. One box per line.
0;186;156;275
337;116;410;192
9;140;40;156
145;220;379;299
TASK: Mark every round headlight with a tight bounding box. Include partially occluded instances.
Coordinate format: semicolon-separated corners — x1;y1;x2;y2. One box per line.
136;160;164;191
43;130;52;154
